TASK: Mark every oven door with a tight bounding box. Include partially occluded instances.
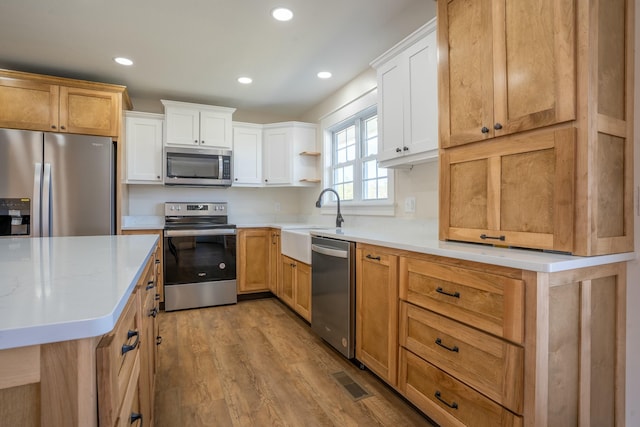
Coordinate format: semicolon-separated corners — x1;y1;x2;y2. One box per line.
164;228;236;284
163;228;237;311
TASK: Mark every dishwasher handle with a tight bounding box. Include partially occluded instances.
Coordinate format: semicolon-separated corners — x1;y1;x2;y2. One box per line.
312;243;349;259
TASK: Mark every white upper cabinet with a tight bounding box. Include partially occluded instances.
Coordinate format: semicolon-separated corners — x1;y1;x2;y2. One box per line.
371;18;438;168
232;122;263;186
263;122;319;187
125;111;164;184
161;100;235;149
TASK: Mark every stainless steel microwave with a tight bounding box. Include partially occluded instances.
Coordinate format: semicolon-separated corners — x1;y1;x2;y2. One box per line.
164;146;232;187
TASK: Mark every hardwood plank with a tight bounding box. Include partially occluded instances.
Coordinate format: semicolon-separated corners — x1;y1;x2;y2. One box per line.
154;298;435;426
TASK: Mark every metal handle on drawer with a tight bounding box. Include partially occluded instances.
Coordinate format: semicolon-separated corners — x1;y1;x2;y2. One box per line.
435;391;458;409
121;330;140;355
165;228;236;237
156;336;163;346
130;412;143;426
480;233;505;241
155;293;161;301
365;254;381;261
436;287;460;299
311;244;348;259
435;338;459;353
149;307;158;318
145;280;154;290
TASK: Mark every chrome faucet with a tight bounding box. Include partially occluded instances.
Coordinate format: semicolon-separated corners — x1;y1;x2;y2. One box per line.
315;188;344;228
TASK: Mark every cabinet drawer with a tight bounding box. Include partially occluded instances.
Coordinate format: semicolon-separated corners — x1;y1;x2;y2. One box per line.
399;257;524;343
116;353;141;427
400;302;523;413
399;349;522;427
97;295;141;427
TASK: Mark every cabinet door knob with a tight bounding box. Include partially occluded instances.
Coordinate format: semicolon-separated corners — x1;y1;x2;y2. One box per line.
494;123;503;130
51;125;56;129
403;146;409;151
60;126;66;130
481;127;489;134
201;140;205;144
194;139;198;144
396;147;402;153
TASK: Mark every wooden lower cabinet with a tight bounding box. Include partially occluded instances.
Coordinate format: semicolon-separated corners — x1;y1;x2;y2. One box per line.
237;228;271;293
355;243;400;386
280;255;312;322
399;349;523;427
269;229;281;294
392;252;627;426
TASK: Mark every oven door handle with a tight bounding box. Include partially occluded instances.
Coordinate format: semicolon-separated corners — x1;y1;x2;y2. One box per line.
164;228;237;237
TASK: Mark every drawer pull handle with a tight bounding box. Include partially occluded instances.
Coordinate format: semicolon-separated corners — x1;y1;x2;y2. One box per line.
480;233;505;241
145;280;154;290
365;254;381;261
156;335;163;346
122;330;140;355
435;391;458;409
435;338;459;353
155;293;161;301
149;307;158;318
436;287;460;298
155;259;160;264
130;412;143;425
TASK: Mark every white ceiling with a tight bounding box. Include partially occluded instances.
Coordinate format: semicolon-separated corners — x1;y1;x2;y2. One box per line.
0;0;435;120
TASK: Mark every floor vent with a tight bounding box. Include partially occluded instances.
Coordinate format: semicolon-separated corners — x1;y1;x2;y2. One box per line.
331;371;371;401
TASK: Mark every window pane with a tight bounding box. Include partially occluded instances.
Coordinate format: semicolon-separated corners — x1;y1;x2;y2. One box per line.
335;183;344;200
379;178;388;199
344;165;353;182
334;167;343;183
347;145;356;161
347;126;356;145
363;179;376;200
337;130;347;149
365;137;378;157
343;182;354;200
366;116;378;138
363;160;374;180
378;166;387;178
337;148;346;164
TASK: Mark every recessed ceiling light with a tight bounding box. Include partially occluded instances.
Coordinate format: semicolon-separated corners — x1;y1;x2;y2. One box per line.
114;57;133;66
271;7;293;21
238;77;253;84
317;71;332;79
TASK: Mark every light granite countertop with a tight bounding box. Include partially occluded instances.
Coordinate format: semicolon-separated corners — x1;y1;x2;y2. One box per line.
0;234;158;350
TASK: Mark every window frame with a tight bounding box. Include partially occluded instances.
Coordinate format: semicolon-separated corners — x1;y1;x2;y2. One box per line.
320;89;395;217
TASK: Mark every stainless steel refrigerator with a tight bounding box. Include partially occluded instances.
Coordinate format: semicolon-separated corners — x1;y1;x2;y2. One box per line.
0;128;114;237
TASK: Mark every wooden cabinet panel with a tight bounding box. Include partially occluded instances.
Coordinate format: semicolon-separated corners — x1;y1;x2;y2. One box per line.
400;302;523;413
439;0;575;148
237;228;270;294
355;244;399;385
96;295;140;427
0;77;58;131
293;261;311;322
399;349;523;427
269;229;281;294
441;127;575;252
399;256;524;344
280;254;311;321
121;229;164;303
60;86;119;136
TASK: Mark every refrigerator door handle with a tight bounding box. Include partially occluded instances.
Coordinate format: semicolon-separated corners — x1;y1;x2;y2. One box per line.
32;163;43;237
42;163;51;237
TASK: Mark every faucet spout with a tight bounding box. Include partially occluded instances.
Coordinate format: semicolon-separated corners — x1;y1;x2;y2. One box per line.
315;188;344;228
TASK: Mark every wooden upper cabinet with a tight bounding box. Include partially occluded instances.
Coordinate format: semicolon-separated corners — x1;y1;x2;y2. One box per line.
438;0;575;148
59;86;120;136
440;127;575;252
0;69;129;138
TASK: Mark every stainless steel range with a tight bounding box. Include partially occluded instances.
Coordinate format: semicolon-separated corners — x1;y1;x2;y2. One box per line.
163;202;237;311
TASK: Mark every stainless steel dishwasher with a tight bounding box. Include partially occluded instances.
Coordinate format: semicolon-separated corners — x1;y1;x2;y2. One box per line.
311;235;355;359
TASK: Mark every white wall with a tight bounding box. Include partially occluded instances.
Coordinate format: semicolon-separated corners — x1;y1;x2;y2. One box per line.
127;185;315;225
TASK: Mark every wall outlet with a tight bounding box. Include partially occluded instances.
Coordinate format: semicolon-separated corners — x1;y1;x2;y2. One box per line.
404;197;416;213
274;202;281;212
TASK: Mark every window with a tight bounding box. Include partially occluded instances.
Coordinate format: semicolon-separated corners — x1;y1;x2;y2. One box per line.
331;107;389;203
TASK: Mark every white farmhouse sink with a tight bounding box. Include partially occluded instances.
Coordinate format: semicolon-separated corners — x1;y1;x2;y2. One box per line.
281;228;331;264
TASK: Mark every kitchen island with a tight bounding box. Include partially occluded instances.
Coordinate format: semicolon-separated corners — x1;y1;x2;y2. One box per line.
0;234;158;427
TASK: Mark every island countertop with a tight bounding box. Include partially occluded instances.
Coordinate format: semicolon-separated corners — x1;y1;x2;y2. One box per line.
0;234;158;350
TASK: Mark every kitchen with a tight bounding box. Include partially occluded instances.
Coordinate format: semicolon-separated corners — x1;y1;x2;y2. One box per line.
0;0;638;426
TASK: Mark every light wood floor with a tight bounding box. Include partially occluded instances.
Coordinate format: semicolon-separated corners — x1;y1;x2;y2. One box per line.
154;297;436;426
